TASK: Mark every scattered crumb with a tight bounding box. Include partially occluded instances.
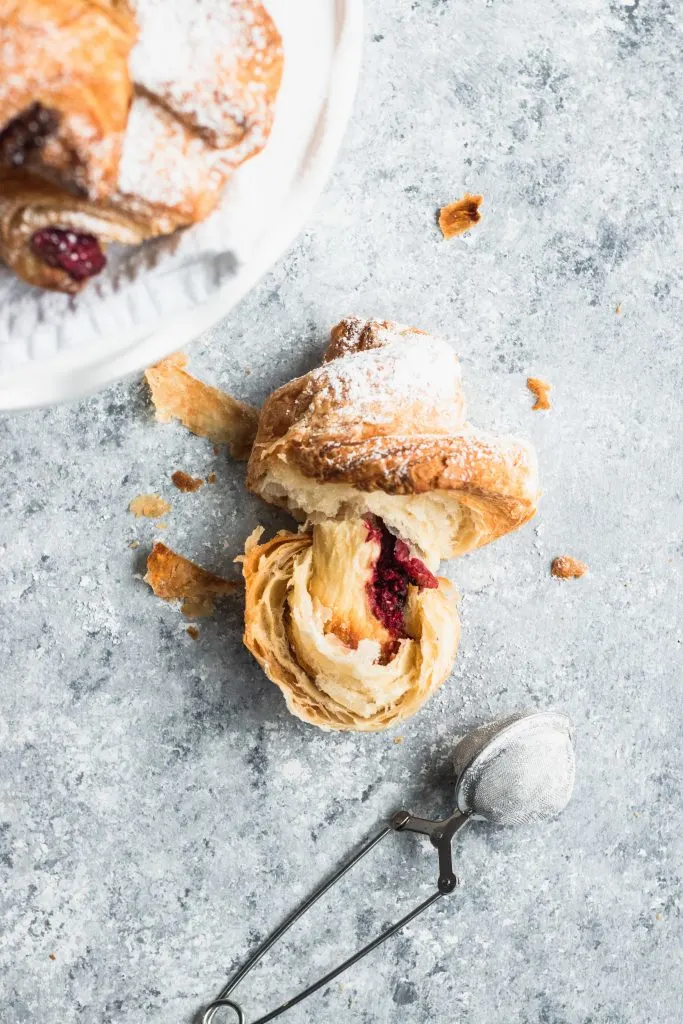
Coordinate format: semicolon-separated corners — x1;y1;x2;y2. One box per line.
145;352;259;459
144;541;240;618
171;470;204;493
551;556;588;579
187;626;200;640
393;736;404;745
154;521;168;530
527;377;552;411
49;953;56;961
207;472;217;484
655;913;663;921
615;303;622;315
129;494;172;519
129;539;140;549
438;193;483;239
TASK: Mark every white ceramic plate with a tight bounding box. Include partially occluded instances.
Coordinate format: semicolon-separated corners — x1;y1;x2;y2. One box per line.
0;0;363;410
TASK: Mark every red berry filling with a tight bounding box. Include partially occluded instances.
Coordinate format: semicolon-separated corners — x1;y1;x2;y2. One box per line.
365;517;438;638
31;228;106;282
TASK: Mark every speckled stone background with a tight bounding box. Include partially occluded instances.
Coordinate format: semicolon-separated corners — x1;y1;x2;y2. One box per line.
1;1;682;1022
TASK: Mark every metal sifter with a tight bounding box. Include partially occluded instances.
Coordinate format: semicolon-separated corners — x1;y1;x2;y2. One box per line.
201;709;575;1024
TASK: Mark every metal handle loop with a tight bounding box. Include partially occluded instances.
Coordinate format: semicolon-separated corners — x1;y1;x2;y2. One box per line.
202;998;245;1024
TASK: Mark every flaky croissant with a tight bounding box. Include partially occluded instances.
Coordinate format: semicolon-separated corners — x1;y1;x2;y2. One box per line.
242;318;540;732
0;168;149;294
0;0;137;200
0;0;284;292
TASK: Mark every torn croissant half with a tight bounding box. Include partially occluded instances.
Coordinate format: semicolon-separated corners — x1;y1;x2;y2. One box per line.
242;520;461;732
243;317;541;732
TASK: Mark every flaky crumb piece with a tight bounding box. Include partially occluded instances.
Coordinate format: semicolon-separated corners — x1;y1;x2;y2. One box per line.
551;556;588;579
171;470;204;493
187;626;200;640
145;352;259;460
144;542;240;618
438;194;483;239
129;494;172;518
207;472;217;484
527;377;552;411
393;736;404;745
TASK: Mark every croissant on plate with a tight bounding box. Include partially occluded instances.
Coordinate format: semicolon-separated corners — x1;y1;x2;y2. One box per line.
0;0;283;292
0;0;137;200
242;318;540;732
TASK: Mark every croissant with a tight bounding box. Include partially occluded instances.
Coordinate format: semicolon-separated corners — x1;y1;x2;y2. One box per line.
243;318;540;732
0;0;284;292
0;0;137;200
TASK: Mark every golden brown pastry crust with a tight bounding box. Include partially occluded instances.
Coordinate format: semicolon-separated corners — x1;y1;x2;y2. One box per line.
0;168;149;292
0;0;284;292
242;528;461;732
144;353;259;460
0;0;137;199
248;318;540;559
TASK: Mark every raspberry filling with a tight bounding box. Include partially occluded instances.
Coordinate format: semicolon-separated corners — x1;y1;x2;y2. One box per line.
30;228;106;282
365;517;438;638
0;103;59;166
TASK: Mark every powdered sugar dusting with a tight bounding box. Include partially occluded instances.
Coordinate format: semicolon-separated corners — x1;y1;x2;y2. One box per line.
116;96;225;219
131;0;281;148
305;322;465;425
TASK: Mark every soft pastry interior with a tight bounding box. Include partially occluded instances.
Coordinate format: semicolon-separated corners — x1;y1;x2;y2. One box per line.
243;317;541;733
242;518;461;732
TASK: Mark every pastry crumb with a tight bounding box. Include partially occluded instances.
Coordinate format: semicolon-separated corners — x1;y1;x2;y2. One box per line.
207;472;217;484
438;194;483;239
393;736;404;745
144;541;240;618
145;352;259;460
187;626;200;640
154;521;168;530
129;539;140;549
551;556;588;579
49;953;56;961
527;377;552;411
171;470;204;492
615;303;622;315
129;494;172;518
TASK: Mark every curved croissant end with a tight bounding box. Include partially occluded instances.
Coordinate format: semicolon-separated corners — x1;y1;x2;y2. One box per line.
242;523;461;732
247;317;540;562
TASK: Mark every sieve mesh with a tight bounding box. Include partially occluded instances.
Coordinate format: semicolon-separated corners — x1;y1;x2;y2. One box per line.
453;711;575;825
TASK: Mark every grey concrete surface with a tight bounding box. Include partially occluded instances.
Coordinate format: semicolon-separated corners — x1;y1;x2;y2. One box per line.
1;1;682;1022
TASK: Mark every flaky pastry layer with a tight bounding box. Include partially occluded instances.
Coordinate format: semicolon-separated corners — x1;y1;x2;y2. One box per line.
248;318;540;561
242;527;461;732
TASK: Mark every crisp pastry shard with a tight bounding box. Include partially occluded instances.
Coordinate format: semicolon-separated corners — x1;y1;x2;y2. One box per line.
438;194;483;239
145;353;259;460
145;541;239;618
243;318;540;732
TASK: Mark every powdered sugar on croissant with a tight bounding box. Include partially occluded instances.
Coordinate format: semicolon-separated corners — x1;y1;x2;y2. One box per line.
242;318;540;733
248;317;540;563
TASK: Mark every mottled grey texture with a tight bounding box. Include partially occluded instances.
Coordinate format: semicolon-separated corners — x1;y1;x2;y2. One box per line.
1;1;682;1022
